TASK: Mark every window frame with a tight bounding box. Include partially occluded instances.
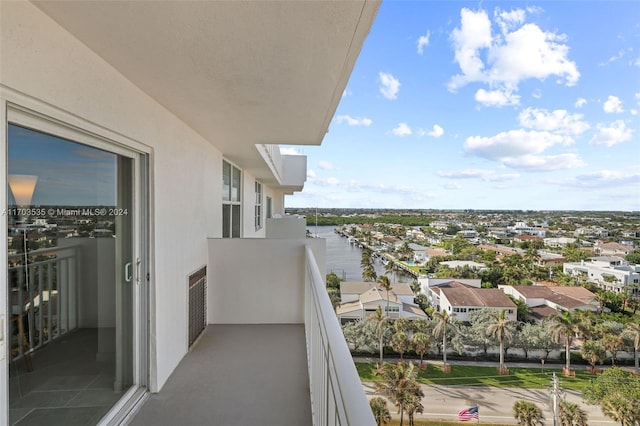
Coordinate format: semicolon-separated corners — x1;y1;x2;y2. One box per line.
254;181;262;231
222;160;241;238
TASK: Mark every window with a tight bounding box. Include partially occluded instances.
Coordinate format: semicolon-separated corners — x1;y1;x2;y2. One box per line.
222;160;241;238
266;196;272;220
255;181;262;230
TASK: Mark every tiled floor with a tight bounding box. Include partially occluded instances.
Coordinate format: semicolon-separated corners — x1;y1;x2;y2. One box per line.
129;324;312;426
9;328;126;426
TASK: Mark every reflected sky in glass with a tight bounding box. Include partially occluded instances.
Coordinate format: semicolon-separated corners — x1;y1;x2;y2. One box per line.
8;124;117;206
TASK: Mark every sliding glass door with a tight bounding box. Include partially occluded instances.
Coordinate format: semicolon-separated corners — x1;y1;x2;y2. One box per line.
5;116;147;425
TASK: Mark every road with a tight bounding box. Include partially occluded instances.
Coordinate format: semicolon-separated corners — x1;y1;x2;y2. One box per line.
357;358;617;425
363;382;614;424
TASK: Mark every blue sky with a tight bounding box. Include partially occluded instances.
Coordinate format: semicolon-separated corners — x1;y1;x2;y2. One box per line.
285;1;640;211
8;125;117;206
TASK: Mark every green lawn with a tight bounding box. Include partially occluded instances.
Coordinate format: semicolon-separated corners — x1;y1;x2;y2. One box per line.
356;362;593;392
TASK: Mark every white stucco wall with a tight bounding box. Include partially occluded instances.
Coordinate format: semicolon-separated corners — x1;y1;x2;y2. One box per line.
0;2;293;392
207;238;326;324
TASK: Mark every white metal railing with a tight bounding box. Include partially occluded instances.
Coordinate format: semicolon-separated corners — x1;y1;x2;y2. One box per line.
304;246;375;426
8;246;77;360
257;144;283;182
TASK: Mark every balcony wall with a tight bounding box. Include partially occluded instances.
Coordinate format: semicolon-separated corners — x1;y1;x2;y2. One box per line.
206;238;374;425
207;238;326;324
265;216;307;239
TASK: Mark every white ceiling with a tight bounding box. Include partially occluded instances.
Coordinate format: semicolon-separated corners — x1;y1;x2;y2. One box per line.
33;0;379;185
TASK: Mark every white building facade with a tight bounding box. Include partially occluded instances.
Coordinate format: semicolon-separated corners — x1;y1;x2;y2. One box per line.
563;257;640;293
0;2;380;424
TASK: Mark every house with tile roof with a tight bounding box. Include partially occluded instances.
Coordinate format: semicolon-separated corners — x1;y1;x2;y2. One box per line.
499;285;600;321
418;278;481;308
439;288;517;322
594;241;634;257
336;281;428;323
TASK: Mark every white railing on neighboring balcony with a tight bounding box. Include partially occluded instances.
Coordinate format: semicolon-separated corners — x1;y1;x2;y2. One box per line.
257;144;283;182
8;246;77;360
304;246;375;426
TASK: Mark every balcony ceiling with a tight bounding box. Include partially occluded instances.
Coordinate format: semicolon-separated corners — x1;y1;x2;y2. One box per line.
33;0;379;184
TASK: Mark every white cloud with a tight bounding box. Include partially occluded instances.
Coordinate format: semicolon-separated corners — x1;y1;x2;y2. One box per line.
590;120;633;147
307;169;316;179
464;129;584;171
280;147;303;155
489;23;580;87
424;124;445;138
379;72;400;100
449;8;492;87
342;89;352;98
335;115;373;126
599;49;626;66
550;170;640;188
313;177;341;186
494;8;526;33
603;95;624;113
501;153;585;171
518;108;590;135
475;88;520;107
443;182;461;190
575;97;587;108
417;31;430;54
437;169;520;182
532;89;542;99
448;7;579;105
465;129;573;159
631;109;638;116
392;122;412;136
318;160;335;170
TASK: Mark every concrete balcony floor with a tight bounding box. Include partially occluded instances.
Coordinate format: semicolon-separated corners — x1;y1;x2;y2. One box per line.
128;324;312;426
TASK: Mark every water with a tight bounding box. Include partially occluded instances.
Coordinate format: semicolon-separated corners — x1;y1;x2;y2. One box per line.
310;226;387;281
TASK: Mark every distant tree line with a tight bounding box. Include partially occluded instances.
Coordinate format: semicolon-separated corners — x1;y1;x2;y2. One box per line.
306;215;433;227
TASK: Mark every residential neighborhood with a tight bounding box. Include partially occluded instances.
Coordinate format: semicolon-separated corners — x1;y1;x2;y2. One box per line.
306;208;640;425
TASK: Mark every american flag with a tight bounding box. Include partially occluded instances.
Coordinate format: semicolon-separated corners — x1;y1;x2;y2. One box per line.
458;405;479;422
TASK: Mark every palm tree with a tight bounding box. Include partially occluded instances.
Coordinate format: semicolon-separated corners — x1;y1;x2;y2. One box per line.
377;275;392;317
369;396;391;426
412;332;431;368
623;322;640;374
602;333;624;365
486;309;516;373
326;287;341;311
600;397;638;426
512;400;544;426
558;400;588;426
375;361;421;426
547;311;580;373
403;390;424;426
385;258;396;283
371;307;389;364
363;265;377;282
392;331;410;360
580;340;605;372
432;310;458;370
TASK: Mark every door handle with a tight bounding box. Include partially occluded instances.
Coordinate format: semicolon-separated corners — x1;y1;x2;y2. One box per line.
125;262;132;283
